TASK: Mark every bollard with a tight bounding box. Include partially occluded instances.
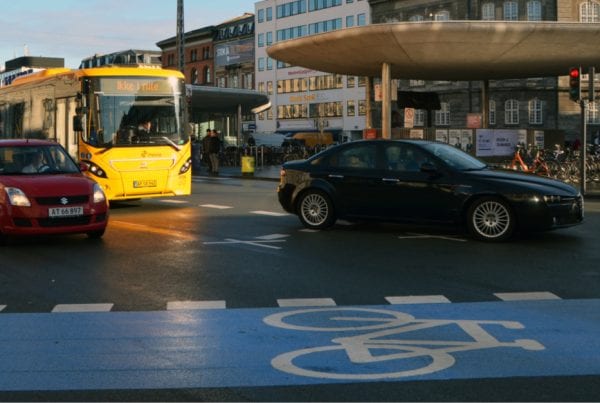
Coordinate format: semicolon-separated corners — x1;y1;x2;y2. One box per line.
241;155;255;176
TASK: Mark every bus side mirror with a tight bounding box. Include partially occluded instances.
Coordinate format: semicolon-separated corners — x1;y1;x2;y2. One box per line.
73;116;83;132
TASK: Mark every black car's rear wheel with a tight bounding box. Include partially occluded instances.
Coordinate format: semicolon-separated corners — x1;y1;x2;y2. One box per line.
297;190;335;229
467;197;515;242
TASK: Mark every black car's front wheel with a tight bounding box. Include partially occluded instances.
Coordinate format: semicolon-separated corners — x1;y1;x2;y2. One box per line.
297;190;336;230
467;197;515;242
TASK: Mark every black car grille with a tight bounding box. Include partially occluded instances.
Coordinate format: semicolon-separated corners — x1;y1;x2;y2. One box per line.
35;195;89;206
38;216;92;227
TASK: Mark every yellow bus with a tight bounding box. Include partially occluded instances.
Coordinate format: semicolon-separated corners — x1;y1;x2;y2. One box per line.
0;65;191;201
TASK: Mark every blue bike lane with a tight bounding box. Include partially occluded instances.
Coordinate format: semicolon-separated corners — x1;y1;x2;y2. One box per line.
0;298;599;391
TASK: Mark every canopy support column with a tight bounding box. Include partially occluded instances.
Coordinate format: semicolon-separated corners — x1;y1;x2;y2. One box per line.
381;62;392;139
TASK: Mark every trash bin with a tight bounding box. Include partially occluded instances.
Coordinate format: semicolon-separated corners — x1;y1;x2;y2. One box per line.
241;155;255;176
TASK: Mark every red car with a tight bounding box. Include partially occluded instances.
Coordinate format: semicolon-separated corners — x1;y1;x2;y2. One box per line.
0;139;108;243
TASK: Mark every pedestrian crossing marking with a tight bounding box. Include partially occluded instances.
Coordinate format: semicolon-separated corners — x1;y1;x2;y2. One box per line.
494;292;561;301
167;300;226;310
277;298;337;307
52;303;114;313
386;295;451;304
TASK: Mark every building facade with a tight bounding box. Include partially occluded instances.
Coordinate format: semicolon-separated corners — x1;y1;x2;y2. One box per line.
214;13;256;91
368;0;600;142
254;0;370;140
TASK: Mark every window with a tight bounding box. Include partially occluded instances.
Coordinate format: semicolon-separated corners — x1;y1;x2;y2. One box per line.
357;13;367;25
435;102;450;126
384;144;430;172
347;76;356;88
258;57;265;71
217;76;226;88
191;68;198;84
587;101;600;123
409;15;424;21
346;15;355;27
267;58;273;70
482;2;495;20
266;7;273;21
267;81;273;95
244;73;253;90
504;1;518;20
258;33;265;47
204;66;211;84
266;31;273;45
257;9;264;23
489;100;496;125
334;143;377;170
505;99;519;124
409;79;425;86
358;100;367;115
415;110;425;126
309;0;342;12
527;0;542;20
528;98;543;124
581;0;600;22
347;100;355;116
434;11;450;20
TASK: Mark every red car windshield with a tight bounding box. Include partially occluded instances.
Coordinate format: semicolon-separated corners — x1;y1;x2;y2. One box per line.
0;145;80;175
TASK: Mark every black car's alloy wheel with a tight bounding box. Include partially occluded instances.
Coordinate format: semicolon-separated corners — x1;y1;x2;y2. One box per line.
467;197;515;242
297;190;335;229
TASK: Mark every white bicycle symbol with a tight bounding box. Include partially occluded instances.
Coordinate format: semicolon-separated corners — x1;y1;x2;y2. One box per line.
263;307;545;380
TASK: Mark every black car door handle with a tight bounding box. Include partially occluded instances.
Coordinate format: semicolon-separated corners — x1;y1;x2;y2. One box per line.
382;178;400;183
328;174;344;179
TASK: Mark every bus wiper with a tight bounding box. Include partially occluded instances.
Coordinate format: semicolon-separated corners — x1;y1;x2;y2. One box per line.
161;136;181;151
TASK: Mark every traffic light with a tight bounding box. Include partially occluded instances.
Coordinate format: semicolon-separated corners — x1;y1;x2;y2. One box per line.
569;67;581;102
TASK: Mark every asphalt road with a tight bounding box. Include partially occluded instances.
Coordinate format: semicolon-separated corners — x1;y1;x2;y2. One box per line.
0;175;599;401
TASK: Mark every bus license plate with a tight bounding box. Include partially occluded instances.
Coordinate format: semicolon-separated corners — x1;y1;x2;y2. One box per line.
49;206;84;218
133;179;157;188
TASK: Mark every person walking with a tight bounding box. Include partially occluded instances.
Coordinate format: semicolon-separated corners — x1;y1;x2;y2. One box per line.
202;128;212;173
208;129;222;175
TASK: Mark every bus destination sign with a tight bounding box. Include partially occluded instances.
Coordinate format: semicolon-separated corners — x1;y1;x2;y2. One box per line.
101;78;175;95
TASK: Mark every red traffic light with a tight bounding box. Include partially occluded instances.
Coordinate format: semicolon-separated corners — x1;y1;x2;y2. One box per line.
570;68;580;79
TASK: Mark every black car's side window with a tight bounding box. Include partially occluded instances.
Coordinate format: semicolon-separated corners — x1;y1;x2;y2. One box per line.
385;144;429;173
335;145;377;170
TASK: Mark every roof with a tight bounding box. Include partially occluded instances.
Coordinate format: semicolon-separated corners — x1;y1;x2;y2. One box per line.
267;21;600;80
187;85;270;114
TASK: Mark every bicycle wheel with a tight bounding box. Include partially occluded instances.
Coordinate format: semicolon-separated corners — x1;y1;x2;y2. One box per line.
271;343;455;380
264;307;415;332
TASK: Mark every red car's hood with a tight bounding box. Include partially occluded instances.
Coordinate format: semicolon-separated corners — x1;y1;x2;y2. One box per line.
1;174;95;197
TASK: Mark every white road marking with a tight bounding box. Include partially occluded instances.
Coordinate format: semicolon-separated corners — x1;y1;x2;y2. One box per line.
299;228;320;233
200;204;233;209
0;305;5;312
398;232;467;242
167;300;226;310
203;238;286;250
251;210;289;216
255;234;290;240
277;298;337;307
52;303;114;313
386;295;452;304
158;199;188;204
494;292;561;301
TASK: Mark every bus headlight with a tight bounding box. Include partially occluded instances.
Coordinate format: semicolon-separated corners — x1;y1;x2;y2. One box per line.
179;158;192;174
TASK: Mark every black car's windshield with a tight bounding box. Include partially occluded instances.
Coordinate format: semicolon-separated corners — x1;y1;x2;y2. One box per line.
422;143;487;170
0;145;80;175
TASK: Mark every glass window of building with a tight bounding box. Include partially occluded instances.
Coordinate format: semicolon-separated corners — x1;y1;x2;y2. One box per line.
266;7;273;21
415;110;425;126
267;58;273;70
435;102;450;126
258;57;265;71
358;100;367;116
244;73;253;90
346;15;355;27
482;2;496;20
357;13;367;25
489;100;496;125
434;11;450;20
347;100;355;116
309;0;342;12
358;77;366;87
258;82;265;93
258;9;264;23
191;68;198;84
266;31;273;45
217;76;226;88
267;81;273;94
347;76;356;88
527;1;542;20
528;98;543;124
503;1;518;20
204;67;211;84
409;15;424;21
581;0;600;22
505;99;520;124
258;33;265;47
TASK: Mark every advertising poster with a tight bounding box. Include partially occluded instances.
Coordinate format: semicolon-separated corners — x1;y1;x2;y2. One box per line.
534;131;545;148
435;129;448;143
449;129;462;148
476;129;518;157
409;129;424;139
461;130;473;152
518;129;528;146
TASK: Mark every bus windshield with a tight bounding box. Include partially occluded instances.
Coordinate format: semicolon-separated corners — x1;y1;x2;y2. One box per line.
85;76;187;148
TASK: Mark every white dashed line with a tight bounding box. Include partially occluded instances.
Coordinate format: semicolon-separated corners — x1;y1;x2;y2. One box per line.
386;295;452;304
52;303;114;313
200;204;233;209
277;298;337;307
158;199;189;204
255;234;290;240
251;210;289;216
167;300;227;310
494;292;561;301
0;305;5;312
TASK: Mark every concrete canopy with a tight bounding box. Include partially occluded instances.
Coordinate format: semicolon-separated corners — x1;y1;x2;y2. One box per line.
187;85;270;114
267;21;600;80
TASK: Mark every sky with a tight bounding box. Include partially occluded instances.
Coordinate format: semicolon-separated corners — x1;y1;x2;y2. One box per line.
0;0;257;70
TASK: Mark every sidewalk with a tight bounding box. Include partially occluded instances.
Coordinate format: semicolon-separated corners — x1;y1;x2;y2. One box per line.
193;164;600;197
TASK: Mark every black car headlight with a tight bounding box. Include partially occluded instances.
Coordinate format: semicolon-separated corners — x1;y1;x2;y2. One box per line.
543;195;562;204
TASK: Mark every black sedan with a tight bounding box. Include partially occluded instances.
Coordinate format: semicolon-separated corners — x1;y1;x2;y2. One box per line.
277;140;583;242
